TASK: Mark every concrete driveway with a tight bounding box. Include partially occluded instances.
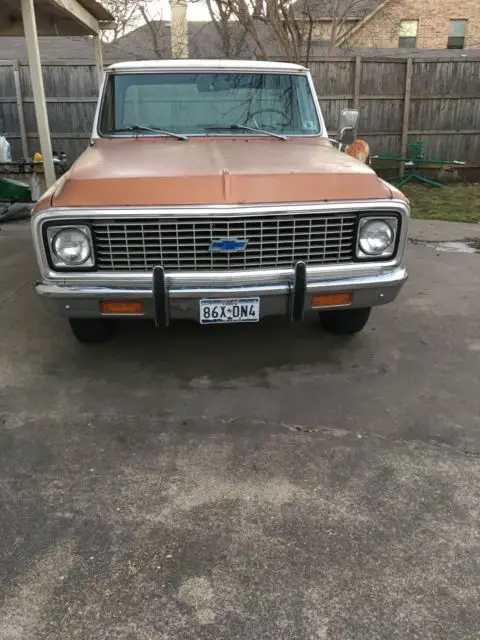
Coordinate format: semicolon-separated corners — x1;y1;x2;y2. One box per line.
0;219;479;639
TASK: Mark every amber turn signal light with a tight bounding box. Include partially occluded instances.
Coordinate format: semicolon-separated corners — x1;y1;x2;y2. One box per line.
100;301;144;314
311;293;352;308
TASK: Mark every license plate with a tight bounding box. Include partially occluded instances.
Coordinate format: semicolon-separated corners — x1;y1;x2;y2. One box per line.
199;298;260;324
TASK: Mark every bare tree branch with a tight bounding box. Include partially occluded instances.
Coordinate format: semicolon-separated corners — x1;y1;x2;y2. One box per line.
204;0;248;57
138;4;166;58
203;0;378;61
102;0;141;40
106;0;386;62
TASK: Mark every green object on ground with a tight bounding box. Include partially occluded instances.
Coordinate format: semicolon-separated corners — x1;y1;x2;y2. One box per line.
0;176;31;202
375;141;465;189
405;184;480;223
389;142;447;188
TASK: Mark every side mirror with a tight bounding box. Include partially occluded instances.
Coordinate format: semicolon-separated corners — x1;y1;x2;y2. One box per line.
339;109;359;146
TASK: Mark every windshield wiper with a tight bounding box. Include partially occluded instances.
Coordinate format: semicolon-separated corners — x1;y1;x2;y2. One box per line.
204;124;287;140
108;125;188;141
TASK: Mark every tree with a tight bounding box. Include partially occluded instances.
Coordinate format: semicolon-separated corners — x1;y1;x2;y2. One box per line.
325;0;378;48
103;0;170;57
105;0;382;62
203;0;380;62
202;0;250;58
138;3;169;58
102;0;167;51
101;0;140;40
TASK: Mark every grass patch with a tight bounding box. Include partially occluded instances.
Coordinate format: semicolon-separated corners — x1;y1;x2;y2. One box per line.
403;184;480;223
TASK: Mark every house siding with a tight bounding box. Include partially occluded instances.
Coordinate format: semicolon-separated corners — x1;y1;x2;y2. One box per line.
344;0;480;49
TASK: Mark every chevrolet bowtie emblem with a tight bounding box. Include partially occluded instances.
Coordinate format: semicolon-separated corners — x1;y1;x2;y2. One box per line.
210;238;249;253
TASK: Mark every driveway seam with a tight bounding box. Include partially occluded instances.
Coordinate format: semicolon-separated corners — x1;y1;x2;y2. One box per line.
0;279;31;314
233;416;480;459
1;411;479;460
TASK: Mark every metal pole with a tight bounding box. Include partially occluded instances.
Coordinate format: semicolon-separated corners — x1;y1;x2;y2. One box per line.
20;0;56;188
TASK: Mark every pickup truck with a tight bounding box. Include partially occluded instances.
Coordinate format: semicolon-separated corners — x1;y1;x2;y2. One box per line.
32;60;409;343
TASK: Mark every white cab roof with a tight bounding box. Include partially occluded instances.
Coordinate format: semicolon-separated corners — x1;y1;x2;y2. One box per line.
107;59;308;73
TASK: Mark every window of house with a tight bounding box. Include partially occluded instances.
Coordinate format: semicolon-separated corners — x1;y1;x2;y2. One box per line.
448;20;466;49
399;20;418;48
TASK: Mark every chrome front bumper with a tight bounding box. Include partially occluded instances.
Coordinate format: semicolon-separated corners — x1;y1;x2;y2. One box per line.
34;265;407;323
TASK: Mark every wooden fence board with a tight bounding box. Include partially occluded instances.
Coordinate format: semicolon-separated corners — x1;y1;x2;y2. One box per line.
310;60;353;96
360;99;404;133
360;60;406;97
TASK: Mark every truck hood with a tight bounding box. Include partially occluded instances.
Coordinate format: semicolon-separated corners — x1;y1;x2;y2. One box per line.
52;137;391;208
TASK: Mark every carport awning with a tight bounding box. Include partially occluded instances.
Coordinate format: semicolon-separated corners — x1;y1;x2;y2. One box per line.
0;0;113;36
0;0;114;188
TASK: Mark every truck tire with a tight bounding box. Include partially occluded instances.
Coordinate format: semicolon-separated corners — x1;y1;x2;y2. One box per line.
68;318;116;343
319;307;371;335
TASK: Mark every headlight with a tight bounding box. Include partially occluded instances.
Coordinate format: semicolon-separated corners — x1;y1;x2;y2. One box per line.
357;218;398;258
46;225;94;268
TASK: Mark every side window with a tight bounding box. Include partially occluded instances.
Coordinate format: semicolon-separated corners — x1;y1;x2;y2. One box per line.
399;20;418;48
448;20;466;49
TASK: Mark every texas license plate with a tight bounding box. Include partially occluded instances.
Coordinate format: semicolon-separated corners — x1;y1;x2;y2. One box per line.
199;298;260;324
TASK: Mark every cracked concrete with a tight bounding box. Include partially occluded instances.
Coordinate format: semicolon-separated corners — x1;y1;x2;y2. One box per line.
0;219;480;639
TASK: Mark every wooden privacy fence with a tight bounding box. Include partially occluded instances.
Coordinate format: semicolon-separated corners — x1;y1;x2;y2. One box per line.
308;55;480;167
1;55;480;166
0;59;99;161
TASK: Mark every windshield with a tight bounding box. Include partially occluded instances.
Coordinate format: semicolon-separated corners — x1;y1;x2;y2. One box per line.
99;71;321;137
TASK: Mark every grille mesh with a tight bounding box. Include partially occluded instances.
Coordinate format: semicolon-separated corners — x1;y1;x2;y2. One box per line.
91;213;357;272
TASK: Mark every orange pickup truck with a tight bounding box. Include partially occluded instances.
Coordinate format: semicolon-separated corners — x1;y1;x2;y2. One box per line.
32;60;409;343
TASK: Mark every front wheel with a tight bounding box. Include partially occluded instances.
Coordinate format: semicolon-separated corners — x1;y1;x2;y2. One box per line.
69;318;116;343
319;307;371;335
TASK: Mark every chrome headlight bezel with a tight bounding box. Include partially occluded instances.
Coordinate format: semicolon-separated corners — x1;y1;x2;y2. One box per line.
356;216;399;260
44;224;95;270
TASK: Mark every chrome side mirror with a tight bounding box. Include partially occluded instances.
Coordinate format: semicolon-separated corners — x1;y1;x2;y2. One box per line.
339;109;359;146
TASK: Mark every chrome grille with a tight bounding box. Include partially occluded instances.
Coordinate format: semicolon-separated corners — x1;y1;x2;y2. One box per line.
91;213;357;272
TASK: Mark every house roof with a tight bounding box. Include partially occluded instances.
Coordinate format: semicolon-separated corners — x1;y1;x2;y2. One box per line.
0;21;271;62
337;0;391;44
1;17;479;65
104;21;269;60
0;36;128;62
310;47;480;58
292;0;380;20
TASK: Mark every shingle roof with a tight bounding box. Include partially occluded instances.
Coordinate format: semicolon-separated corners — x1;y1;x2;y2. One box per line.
0;36;127;62
0;21;478;65
104;21;268;60
291;0;380;19
324;46;480;57
0;22;269;62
